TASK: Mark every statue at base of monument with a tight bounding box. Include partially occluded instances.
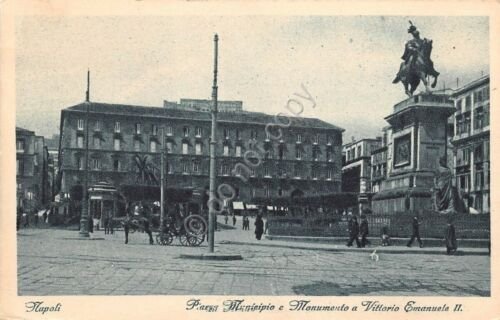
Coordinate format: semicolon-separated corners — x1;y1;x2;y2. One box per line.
434;156;466;214
392;21;440;97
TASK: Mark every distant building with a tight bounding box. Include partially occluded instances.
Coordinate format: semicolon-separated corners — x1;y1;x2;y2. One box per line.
44;134;60;201
16;127;51;211
370;127;390;194
451;75;490;213
57;99;344;216
342;137;383;213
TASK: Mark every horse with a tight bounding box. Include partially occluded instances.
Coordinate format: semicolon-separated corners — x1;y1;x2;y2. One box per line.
393;39;440;97
122;215;154;245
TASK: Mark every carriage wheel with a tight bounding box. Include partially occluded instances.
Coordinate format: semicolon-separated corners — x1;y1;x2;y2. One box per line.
162;231;174;245
187;234;204;247
179;234;189;246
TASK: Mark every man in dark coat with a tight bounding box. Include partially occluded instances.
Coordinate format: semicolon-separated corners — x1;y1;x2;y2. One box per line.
407;216;423;248
359;216;370;248
445;221;457;255
254;215;264;240
346;216;361;248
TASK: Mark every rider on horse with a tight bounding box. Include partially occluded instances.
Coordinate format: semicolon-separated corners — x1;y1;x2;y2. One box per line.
393;21;440;93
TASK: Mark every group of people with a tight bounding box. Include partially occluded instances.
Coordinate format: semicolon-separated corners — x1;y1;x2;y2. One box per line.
346;215;458;255
16;207;49;230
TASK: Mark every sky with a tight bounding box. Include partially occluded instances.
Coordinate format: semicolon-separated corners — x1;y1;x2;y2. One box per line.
15;16;489;141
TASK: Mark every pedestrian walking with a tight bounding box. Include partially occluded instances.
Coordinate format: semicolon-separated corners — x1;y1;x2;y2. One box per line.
232;215;236;226
254;215;264;240
264;219;268;234
407;216;423;248
346;216;361;248
445;220;457;255
359;216;369;247
104;213;111;234
242;215;246;230
244;216;249;230
42;210;48;224
224;213;228;225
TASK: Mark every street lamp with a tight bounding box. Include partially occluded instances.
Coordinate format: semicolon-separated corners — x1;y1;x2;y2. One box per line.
79;70;91;238
208;34;218;253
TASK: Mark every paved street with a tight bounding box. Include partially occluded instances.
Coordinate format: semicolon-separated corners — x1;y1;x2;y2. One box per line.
17;218;490;296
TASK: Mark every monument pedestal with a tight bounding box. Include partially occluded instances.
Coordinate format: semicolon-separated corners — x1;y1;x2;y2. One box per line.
372;94;455;214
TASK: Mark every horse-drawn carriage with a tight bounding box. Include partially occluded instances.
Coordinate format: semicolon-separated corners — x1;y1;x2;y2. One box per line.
155;214;207;247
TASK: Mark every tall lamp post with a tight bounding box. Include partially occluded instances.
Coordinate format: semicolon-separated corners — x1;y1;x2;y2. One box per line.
208;34;218;253
79;70;91;238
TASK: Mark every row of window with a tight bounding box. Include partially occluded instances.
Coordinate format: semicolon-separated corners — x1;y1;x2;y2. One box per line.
76;119;338;144
457;170;489;192
75;134;336;161
73;155;335;180
456;85;490;111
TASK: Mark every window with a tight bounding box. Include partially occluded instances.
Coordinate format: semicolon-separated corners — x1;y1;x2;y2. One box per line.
193;162;199;173
264;186;270;197
93;137;101;149
278;188;283;196
264;166;270;177
113;159;121;171
265;130;271;141
77;135;84;148
236;129;240;140
296;133;302;143
114;138;121;151
182;162;189;174
183;126;190;137
294;166;301;178
166;142;173;153
326;148;332;162
265;148;273;159
16;140;24;152
195;142;202;155
195;127;202;137
167;162;173;174
475;171;484;189
312;168;318;180
223;145;229;156
76;156;83;170
166;126;173;136
33;155;38;166
465;96;471;109
313;134;319;144
235;145;242;157
150;140;157;153
357;146;362;158
296;147;302;160
114;122;121;133
95;121;101;131
221;164;229;176
16;159;23;175
474;144;483;163
182;143;188;155
278;145;284;160
135;123;141;134
91;159;100;170
152;125;158;136
134;140;141;152
327;169;333;180
224;128;230;139
312;147;319;161
327;135;333;145
474;107;484;130
77;119;84;130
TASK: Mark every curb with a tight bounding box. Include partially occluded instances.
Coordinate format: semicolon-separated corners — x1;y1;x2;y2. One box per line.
219;240;490;256
179;253;243;261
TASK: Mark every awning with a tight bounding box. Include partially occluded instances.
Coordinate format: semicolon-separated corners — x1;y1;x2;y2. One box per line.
233;202;244;210
267;206;274;211
245;204;257;209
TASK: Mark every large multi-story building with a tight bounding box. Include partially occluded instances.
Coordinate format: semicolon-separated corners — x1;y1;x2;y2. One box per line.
16;127;51;211
342;138;382;213
451;75;490;213
57;99;344;213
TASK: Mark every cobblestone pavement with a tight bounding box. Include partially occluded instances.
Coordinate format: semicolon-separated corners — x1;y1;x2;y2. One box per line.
17;219;490;296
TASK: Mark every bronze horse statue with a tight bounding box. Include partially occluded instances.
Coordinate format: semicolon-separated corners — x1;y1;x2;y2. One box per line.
393;22;440;97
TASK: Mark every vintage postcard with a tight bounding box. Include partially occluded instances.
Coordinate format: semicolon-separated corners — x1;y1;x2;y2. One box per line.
1;1;499;319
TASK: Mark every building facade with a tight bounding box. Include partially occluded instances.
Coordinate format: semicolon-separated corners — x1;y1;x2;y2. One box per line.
451;75;490;213
57;99;344;212
16;127;51;212
342;138;383;213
